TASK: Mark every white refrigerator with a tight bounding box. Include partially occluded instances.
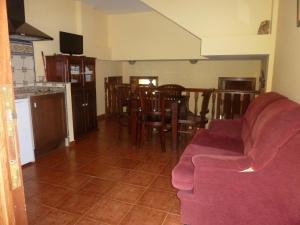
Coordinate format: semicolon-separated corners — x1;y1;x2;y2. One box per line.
15;98;35;165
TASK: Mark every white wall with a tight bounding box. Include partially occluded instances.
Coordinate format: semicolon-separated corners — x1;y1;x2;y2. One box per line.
272;0;300;103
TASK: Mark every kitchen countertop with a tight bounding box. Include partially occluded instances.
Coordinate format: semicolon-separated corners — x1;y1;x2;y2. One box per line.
14;86;65;99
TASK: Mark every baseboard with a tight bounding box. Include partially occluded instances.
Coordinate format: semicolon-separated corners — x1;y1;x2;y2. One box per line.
68;140;76;147
97;114;106;120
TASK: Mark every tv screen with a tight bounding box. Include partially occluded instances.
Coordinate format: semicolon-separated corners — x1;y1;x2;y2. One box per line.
59;31;83;55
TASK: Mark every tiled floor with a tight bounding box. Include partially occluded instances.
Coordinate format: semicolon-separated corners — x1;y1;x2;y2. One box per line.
23;119;185;225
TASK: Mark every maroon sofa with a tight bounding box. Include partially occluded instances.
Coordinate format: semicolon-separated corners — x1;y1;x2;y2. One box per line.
172;92;300;225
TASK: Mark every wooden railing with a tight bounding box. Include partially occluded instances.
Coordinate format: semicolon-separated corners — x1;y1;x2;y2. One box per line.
183;88;214;117
211;89;260;120
104;79;261;121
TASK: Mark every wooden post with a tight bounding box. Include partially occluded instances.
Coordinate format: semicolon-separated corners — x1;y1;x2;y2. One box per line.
130;97;138;145
0;1;28;224
211;91;216;120
104;77;108;116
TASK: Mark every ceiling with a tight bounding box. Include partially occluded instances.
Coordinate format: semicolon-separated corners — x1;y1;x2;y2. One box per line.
82;0;152;14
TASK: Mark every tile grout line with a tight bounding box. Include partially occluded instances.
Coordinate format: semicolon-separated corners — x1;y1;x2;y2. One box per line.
160;214;168;225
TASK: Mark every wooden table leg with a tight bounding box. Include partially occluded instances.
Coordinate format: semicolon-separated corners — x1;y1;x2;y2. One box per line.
130;98;138;145
171;102;178;151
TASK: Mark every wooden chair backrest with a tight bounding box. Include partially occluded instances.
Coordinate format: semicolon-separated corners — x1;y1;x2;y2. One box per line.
139;89;165;116
158;84;185;99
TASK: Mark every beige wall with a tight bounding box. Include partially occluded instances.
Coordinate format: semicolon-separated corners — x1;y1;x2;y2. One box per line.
139;0;279;93
24;0;116;115
141;0;275;56
122;60;262;89
272;0;300;103
81;2;110;59
25;0;78;78
25;0;111;78
108;11;202;60
141;0;273;37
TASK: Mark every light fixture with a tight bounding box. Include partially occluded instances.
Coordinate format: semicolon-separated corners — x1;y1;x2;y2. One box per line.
189;59;198;64
128;60;136;65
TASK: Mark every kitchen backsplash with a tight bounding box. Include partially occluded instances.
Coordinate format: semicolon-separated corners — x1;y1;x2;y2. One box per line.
10;40;35;85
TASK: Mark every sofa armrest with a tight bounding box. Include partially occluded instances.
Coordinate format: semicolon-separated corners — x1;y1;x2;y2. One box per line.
208;119;242;139
192;154;252;172
172;155;252;191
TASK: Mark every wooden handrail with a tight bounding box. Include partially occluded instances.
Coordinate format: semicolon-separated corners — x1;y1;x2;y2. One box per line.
214;89;260;94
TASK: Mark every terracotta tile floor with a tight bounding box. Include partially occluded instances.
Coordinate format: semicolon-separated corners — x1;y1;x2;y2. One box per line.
23;119;186;225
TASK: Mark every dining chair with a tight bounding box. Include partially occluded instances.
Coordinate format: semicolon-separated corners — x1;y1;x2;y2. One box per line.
158;84;185;99
171;89;214;150
138;88;167;152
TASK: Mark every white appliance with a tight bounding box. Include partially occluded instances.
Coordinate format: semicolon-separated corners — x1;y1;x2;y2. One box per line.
15;98;35;165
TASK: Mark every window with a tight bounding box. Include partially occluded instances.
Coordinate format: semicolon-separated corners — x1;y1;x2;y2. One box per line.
130;76;158;87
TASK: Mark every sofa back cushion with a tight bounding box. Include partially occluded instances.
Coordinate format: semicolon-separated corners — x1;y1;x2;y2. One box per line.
241;92;286;144
246;100;300;170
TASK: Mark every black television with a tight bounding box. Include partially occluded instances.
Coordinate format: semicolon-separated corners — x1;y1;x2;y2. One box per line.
59;31;83;55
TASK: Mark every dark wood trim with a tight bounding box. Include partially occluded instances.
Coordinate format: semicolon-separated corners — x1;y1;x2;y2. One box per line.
218;77;256;91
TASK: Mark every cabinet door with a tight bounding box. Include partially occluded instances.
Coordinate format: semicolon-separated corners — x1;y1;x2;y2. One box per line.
71;88;86;139
83;57;96;89
31;93;66;156
84;88;97;131
46;55;68;82
69;56;83;88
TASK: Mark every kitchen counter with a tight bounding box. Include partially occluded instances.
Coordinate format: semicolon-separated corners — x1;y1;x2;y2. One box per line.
14;82;74;143
14;86;65;99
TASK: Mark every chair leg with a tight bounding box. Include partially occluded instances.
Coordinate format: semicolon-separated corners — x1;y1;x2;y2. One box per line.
117;116;123;139
172;125;178;151
147;126;152;141
160;127;166;152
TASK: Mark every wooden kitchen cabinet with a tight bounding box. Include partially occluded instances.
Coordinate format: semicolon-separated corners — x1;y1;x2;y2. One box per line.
46;55;97;139
84;87;97;131
71;88;86;138
46;55;95;86
71;88;97;139
30;92;67;156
